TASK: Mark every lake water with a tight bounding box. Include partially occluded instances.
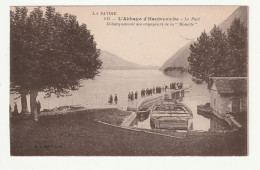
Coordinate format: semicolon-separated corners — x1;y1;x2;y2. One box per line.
10;70;230;131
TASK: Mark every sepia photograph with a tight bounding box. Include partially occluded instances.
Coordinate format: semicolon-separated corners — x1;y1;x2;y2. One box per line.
9;5;248;156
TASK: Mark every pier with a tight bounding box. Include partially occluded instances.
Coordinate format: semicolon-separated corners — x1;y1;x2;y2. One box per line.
197;104;242;129
127;88;187;112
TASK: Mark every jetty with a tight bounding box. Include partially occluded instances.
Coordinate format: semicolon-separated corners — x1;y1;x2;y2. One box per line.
127;88;187;112
197;104;242;129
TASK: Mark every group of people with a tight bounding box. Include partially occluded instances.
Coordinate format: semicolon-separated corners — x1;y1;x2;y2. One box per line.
128;91;138;101
141;88;152;97
140;86;159;98
154;86;165;94
169;82;183;90
140;85;168;98
128;85;167;101
108;94;118;104
127;82;184;102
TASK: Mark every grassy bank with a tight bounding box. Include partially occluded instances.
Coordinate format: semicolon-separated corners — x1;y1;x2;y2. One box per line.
10;108;247;156
93;108;132;126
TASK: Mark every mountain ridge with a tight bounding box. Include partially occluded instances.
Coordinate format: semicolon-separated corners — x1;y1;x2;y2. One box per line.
99;50;159;70
160;6;248;71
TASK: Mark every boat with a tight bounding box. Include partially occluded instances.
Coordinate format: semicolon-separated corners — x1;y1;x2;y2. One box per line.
137;107;150;116
136;107;150;122
150;101;193;130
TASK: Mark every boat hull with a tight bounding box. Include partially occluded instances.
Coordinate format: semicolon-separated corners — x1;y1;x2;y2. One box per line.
150;102;192;130
150;117;189;130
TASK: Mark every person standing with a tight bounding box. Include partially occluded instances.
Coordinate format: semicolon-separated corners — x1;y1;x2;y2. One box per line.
13;102;18;116
173;82;176;90
131;91;134;101
109;94;113;104
128;92;131;101
36;101;41;114
114;94;118;104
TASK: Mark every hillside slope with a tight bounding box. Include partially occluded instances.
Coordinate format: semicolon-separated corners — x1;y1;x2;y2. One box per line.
99;50;141;70
160;43;191;71
160;6;248;71
218;6;248;32
99;50;159;70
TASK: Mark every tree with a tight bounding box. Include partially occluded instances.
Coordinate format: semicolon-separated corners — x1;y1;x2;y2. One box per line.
10;7;102;120
208;25;230;77
10;7;30;114
188;20;247;86
227;18;248;77
188;31;212;84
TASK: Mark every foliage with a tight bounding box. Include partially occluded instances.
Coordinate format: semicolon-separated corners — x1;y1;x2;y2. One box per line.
227;18;248;77
10;6;102;96
188;18;247;85
188;31;212;84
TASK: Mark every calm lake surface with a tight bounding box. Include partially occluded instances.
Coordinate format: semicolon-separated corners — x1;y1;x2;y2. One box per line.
10;70;230;131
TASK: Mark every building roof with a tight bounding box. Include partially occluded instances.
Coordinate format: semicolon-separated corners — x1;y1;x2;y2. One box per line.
211;77;247;94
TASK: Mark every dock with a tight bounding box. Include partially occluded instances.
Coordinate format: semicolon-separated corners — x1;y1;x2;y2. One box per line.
197;104;242;129
127;88;188;112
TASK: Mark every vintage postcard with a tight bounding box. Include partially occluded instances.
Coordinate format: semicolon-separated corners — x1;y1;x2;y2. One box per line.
9;6;248;156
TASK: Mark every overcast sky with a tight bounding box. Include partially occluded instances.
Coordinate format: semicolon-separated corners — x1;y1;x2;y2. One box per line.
20;6;238;66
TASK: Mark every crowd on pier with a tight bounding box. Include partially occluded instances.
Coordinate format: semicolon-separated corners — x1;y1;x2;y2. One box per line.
127;82;184;102
169;82;183;90
107;82;184;104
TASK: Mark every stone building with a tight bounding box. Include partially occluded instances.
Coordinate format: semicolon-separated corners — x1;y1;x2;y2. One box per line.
209;77;247;115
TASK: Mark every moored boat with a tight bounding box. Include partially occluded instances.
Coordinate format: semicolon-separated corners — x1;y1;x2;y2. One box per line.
137;107;150;116
150;101;192;130
136;107;150;122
